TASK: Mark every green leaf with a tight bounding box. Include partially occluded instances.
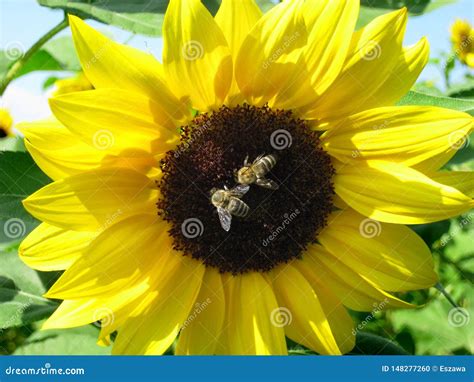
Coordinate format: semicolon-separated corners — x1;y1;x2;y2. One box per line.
360;0;431;14
1;37;80;82
397;90;474;114
36;0;280;36
14;325;111;355
42;36;81;72
448;77;474;99
38;0;168;36
43;76;60;90
0;247;58;329
350;332;410;355
15;51;63;77
0;151;51;243
0;137;26;152
0;288;57;329
357;0;458;28
391;298;473;354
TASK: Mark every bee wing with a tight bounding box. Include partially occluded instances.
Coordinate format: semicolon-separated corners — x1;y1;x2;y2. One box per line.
254;153;265;163
230;184;250;197
217;206;232;231
255;178;279;190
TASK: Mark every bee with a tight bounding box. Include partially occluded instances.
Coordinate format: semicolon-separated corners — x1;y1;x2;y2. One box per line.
210;184;250;232
235;154;279;190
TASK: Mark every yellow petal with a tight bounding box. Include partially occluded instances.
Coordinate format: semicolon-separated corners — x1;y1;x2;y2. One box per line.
163;0;232;111
226;273;287;355
49;89;179;156
334;160;474;224
357;38;429;111
303;9;407;120
430;171;474;198
319;209;438;291
19;119;159;180
235;0;308;106
413;149;460;173
113;256;205;355
271;264;344;355
322;106;473;167
302;0;359;95
175;268;225;355
19;223;94;271
42;281;151;330
215;0;262;106
18;119;105;180
309;280;355;354
23;168;157;231
44;215;167;299
300;244;414;311
68;15;190;122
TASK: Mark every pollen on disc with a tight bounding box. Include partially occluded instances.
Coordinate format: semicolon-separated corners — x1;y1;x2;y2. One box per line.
157;104;335;274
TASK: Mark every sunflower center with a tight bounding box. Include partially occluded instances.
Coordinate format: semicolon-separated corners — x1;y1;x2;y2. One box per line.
157;104;334;274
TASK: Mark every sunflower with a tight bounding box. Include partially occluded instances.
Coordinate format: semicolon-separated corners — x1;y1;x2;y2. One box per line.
18;0;474;355
450;19;474;68
0;108;14;138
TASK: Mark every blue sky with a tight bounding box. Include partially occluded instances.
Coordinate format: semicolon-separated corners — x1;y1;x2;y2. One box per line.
0;0;473;122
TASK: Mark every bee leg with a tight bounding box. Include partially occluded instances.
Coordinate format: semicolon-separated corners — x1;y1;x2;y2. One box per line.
256;178;279;190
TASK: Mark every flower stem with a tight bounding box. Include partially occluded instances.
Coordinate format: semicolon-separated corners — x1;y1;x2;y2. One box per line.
0;16;69;96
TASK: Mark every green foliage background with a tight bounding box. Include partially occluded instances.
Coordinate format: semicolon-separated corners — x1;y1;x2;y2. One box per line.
0;0;472;356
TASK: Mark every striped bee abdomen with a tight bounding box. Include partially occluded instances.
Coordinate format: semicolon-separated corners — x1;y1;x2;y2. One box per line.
254;154;277;176
228;198;250;217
